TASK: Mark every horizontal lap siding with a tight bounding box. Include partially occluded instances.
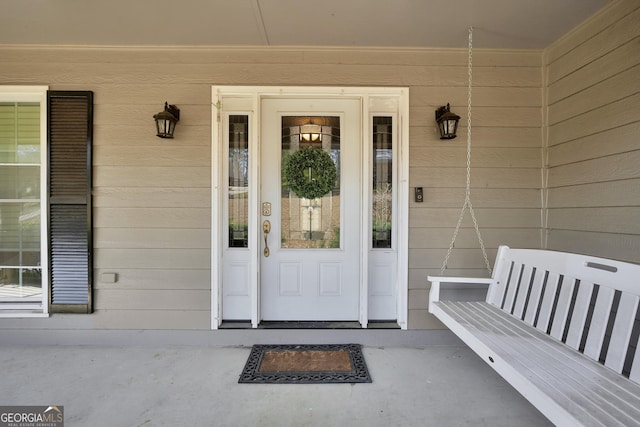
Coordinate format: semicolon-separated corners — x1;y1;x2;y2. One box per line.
545;0;640;262
409;51;543;328
1;45;542;330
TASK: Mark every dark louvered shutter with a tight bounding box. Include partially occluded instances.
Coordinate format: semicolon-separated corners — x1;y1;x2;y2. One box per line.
47;91;93;313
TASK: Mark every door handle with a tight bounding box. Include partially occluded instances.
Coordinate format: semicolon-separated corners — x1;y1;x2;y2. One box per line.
263;220;271;257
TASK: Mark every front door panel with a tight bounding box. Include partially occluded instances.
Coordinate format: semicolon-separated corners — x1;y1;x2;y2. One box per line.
260;98;361;321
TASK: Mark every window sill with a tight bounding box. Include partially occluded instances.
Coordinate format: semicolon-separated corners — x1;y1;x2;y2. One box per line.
0;309;49;318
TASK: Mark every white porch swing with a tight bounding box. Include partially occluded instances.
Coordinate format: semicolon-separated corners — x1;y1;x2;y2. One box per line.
440;27;492;276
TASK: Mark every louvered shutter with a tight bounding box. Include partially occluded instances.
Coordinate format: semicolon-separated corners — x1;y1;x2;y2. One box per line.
47;91;93;313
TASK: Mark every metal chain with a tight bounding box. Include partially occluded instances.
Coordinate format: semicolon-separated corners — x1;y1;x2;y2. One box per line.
440;27;492;275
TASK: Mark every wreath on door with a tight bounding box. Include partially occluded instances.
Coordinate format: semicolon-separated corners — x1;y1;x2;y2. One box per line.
284;147;337;199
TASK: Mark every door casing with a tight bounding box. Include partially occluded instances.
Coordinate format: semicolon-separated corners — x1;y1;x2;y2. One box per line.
211;86;409;329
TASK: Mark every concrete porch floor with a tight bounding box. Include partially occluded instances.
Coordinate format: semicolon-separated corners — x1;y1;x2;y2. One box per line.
0;344;551;426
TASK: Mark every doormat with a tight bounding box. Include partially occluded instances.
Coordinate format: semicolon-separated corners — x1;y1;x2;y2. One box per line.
238;344;372;384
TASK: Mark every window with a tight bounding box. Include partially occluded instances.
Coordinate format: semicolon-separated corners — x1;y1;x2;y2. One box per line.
228;115;249;248
0;87;93;316
372;116;393;249
280;116;341;249
0;86;48;316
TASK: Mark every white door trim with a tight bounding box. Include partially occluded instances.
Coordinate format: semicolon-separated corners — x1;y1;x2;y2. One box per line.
211;86;409;330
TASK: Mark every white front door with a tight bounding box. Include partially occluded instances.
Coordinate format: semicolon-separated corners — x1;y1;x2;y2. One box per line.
260;97;361;321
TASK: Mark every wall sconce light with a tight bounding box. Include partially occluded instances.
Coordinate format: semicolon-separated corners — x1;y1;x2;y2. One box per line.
153;102;180;138
435;103;460;140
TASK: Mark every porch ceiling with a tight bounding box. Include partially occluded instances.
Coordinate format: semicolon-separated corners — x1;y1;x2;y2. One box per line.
3;0;609;49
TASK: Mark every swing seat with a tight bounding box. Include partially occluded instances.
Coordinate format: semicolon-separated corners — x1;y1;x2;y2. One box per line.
428;245;640;426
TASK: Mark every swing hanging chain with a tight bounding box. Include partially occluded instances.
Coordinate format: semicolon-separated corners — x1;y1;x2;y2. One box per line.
440;26;492;275
466;27;492;274
466;26;473;198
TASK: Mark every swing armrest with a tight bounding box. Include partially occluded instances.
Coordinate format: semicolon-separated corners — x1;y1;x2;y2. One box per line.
427;276;493;310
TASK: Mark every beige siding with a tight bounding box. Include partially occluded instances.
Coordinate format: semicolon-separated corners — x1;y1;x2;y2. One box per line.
544;0;640;262
1;45;542;330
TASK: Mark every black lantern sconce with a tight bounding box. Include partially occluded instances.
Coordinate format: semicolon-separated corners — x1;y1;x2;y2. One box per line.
435;103;460;140
153;102;180;139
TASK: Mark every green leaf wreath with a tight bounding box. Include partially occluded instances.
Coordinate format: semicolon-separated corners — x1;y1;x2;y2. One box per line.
283;147;337;199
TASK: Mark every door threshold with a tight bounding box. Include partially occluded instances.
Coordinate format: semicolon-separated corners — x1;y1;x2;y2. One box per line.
219;321;400;329
259;321;362;329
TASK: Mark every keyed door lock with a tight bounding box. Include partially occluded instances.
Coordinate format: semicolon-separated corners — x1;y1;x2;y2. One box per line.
262;202;271;216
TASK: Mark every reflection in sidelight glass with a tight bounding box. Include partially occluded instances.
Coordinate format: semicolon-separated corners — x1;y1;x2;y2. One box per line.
372;117;393;249
280;116;340;249
228;115;249;248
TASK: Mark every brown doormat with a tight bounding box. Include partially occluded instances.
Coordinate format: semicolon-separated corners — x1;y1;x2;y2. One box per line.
238;344;372;384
